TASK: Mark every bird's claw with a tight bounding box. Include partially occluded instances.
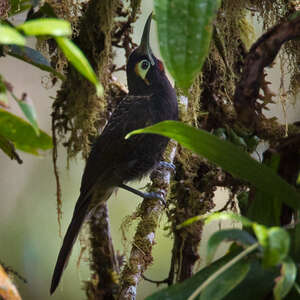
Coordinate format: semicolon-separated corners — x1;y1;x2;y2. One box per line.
158;161;176;173
143;191;166;206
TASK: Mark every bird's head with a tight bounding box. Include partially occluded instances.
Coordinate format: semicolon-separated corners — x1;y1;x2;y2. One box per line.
126;13;168;95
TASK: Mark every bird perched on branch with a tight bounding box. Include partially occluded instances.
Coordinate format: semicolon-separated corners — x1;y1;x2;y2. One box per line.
50;13;178;294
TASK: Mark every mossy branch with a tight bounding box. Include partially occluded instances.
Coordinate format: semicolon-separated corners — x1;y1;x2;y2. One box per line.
118;140;178;300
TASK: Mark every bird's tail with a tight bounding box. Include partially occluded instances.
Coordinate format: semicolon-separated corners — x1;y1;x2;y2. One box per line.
50;194;90;294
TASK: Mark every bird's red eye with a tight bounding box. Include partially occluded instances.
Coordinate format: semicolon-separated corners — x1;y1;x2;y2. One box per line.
157;60;165;72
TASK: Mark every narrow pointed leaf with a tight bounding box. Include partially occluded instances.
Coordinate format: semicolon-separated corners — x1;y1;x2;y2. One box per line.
7;45;65;80
17;95;39;135
206;229;256;264
273;257;297;300
17;18;71;36
0;24;26;46
177;212;252;229
55;37;103;97
127;121;300;210
154;0;221;92
0;109;52;154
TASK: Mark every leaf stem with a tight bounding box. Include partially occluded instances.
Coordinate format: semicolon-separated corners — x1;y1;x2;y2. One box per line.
188;242;259;300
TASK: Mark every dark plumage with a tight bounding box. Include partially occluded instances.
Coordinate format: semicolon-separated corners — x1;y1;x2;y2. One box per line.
50;13;178;294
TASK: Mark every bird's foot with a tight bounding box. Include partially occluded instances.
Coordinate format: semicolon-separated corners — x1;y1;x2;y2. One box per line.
119;184;166;206
158;161;176;173
143;191;166;205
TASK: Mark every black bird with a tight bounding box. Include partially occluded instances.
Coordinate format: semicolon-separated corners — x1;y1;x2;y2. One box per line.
50;13;178;294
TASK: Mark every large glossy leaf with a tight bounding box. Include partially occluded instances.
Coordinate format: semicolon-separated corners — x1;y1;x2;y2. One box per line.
146;250;242;300
0;24;26;46
199;260;250;300
7;45;65;80
55;37;103;97
206;229;256;264
224;260;279;300
127;121;300;210
17;18;71;36
0;109;52;154
154;0;221;92
273;257;297;300
147;250;277;300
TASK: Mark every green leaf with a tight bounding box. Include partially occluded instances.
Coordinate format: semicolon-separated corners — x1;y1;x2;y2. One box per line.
190;243;258;300
206;229;256;264
17;18;71;36
127;121;300;210
55;37;103;97
199;259;250;300
0;134;22;163
7;45;65;80
264;227;290;267
224;260;279;300
247;151;281;226
146;250;241;300
247;190;281;226
154;0;221;92
177;211;252;229
0;24;26;46
0;109;52;154
205;212;253;227
252;223;269;250
273;257;297;300
147;250;278;300
16;95;39;135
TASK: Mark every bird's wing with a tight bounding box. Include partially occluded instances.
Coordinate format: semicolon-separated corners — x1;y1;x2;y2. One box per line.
79;94;155;197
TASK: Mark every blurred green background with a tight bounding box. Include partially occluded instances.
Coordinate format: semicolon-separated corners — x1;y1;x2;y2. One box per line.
1;1;300;299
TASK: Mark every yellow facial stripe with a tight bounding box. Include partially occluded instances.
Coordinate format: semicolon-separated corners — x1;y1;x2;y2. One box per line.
134;60;151;85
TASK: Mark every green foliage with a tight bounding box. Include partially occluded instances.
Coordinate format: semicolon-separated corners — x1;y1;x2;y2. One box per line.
127;121;300;210
16;18;72;36
154;0;221;92
0;109;52;155
198;259;250;300
55;37;103;97
128;121;300;299
206;229;256;264
273;257;297;300
0;24;26;46
17;96;39;136
0;4;104;162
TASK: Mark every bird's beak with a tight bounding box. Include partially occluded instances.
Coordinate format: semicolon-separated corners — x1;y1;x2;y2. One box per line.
138;13;155;65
